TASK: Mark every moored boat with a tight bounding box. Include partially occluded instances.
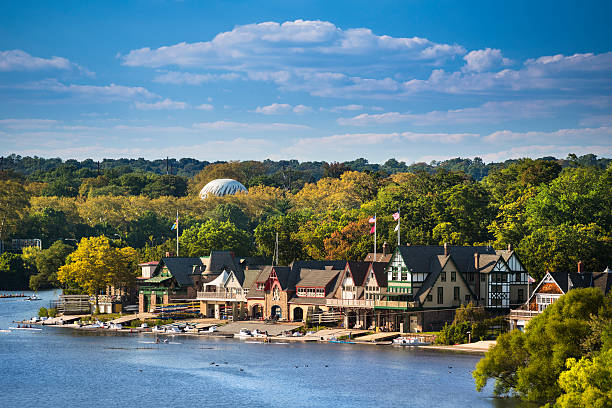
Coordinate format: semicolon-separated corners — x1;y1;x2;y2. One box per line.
234;328;253;338
392;336;430;346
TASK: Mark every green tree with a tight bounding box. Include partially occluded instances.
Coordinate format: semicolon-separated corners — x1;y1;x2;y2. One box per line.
58;236;137;311
180;220;253;257
254;213;307;264
29;240;74;290
0;252;35;289
555;348;612;408
473;288;609;403
0;180;30;240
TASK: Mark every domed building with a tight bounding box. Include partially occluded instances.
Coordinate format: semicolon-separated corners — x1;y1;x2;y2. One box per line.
199;178;247;199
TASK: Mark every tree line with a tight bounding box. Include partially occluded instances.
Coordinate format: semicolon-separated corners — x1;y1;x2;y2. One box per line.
0;153;611;291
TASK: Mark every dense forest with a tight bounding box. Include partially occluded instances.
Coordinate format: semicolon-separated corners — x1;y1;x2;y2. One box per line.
0;153;610;290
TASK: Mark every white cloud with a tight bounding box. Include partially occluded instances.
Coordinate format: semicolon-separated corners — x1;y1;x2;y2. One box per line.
254;103;312;114
292;104;312;114
0;49;73;71
462;48;511;72
196;103;214;111
153;71;241;85
338;100;580;126
0;118;60;129
483;126;612;144
123;20;464;70
16;79;157;101
329;104;364;112
255;103;292;114
133;98;189;110
193;120;310;131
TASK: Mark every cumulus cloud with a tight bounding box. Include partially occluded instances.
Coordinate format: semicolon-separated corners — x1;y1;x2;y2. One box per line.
195;103;214;111
462;48;511;72
133;98;189;110
193;120;310;131
329;104;364;112
123;20;464;70
483;126;612;144
0;49;73;71
0;118;60;129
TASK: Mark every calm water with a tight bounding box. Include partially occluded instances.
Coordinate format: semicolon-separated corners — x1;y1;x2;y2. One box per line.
0;290;522;408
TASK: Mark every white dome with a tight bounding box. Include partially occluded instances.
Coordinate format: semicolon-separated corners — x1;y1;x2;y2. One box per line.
199;178;247;199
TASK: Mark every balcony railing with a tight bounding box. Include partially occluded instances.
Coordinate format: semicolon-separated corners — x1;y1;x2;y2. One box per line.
508;309;540;318
196;291;245;301
326;298;375;308
374;300;417;309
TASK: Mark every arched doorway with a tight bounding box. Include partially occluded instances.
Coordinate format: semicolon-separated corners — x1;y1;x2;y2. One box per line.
271;305;282;319
251;304;263;319
293;307;304;322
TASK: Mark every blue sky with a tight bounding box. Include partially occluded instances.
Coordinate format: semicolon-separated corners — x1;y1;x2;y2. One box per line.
1;0;611;163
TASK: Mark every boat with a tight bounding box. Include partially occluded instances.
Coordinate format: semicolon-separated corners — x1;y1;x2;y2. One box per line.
25;294;41;301
204;325;218;333
234;328;253;338
9;326;42;331
252;329;268;338
392;336;431;346
152;326;166;333
328;340;355;344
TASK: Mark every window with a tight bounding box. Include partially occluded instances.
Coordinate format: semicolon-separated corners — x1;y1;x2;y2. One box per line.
440;272;446;282
316;288;324;297
451;271;456;282
468;273;474;282
518;288;524;302
465;294;470;302
515;272;521;282
243;288;249;295
257;283;264;290
437;287;444;304
297;287;306;296
453;286;460;301
272;287;280;300
401;268;408;281
427;294;433;302
481;274;486;282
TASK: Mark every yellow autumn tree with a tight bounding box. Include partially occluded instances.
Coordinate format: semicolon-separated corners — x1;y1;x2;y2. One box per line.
58;236;137;311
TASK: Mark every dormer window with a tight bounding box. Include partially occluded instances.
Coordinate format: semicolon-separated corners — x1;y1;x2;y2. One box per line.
257;283;264;290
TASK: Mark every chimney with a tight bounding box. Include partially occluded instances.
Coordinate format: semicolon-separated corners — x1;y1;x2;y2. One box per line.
577;261;584;274
507;243;512;251
382;242;390;256
474;253;479;270
444;242;448;256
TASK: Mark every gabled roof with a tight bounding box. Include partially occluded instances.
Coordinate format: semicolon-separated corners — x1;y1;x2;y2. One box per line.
414;255;477;304
364;252;393;263
396;245;497;273
287;260;346;291
270;266;291;290
201;251;243;280
369;262;388;287
295;269;341;288
159;257;204;287
345;261;371;287
246;267;272;299
477;254;504;273
144;275;172;284
243;269;260;291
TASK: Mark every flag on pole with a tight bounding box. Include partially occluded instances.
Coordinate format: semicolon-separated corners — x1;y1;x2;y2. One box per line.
394;223;399;232
528;275;536;283
392;212;400;221
369;216;376;224
369;215;376;234
171;215;178;230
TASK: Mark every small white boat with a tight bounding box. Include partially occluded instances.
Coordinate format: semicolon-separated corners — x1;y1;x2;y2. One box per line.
392;336;430;346
252;329;268;338
205;325;218;333
234;328;253;338
152;326;166;333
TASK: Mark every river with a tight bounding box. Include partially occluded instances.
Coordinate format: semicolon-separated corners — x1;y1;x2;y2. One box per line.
0;290;524;407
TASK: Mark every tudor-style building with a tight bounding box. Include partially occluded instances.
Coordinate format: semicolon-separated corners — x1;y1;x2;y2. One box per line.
509;263;611;331
326;261;387;329
372;244;530;332
139;250;245;314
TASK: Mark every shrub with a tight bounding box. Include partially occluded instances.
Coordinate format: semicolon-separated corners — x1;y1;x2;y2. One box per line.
38;307;48;317
47;308;57;318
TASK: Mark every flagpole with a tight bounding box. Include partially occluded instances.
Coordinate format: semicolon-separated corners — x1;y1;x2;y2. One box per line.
176;210;179;257
374;213;377;261
397;207;401;246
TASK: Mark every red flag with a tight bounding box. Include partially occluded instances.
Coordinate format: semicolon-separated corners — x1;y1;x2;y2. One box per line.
392;212;400;221
370;225;375;234
369;216;376;223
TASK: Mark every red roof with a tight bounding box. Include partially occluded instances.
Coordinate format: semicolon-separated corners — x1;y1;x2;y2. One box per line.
139;261;159;266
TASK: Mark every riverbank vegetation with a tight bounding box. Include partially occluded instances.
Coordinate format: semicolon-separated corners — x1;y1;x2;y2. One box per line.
473;288;611;406
0;153;610;291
